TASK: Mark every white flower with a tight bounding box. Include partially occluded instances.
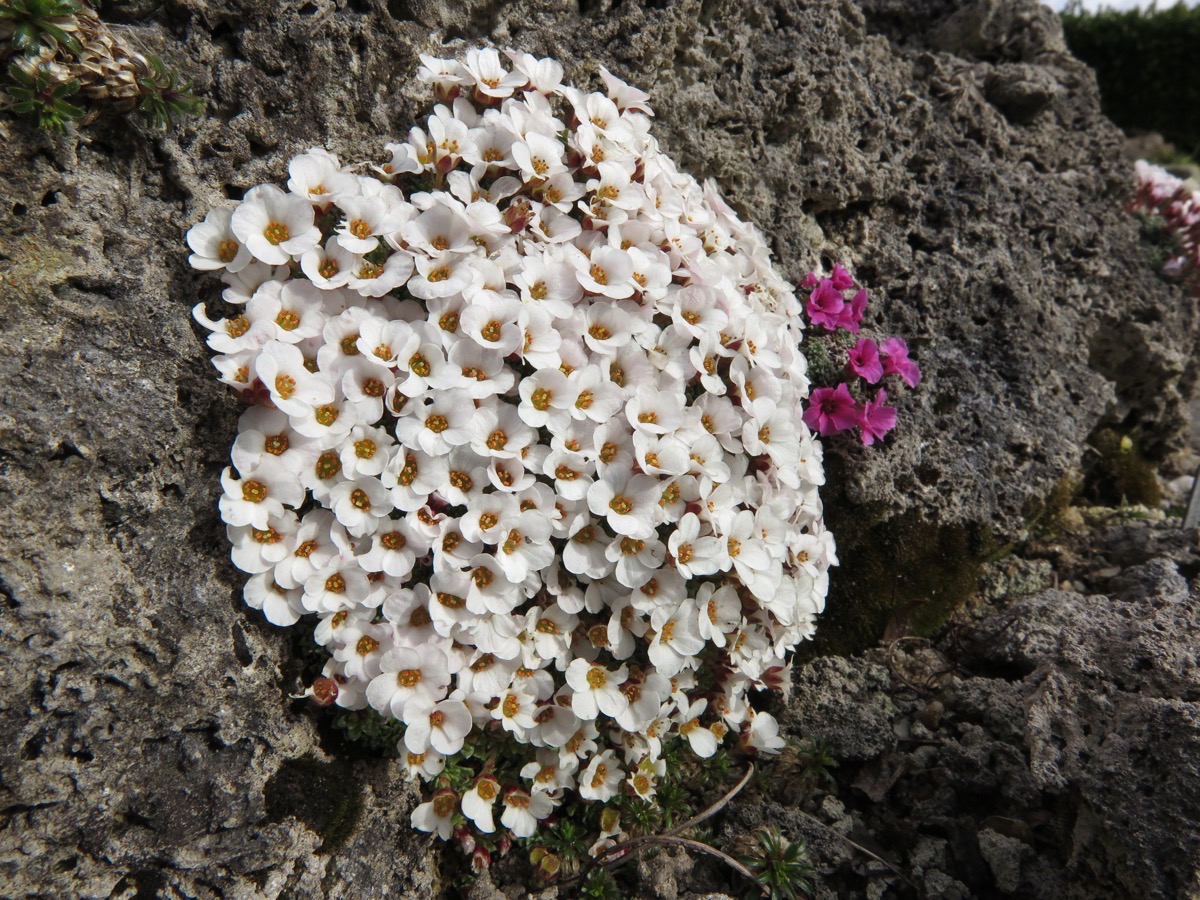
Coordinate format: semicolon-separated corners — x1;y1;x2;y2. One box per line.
187;208;252;272
338;424;394;479
403;696;473;755
562;515;613;580
582;304;633;356
627;757;666;800
565;659;628;721
336;193;405;255
403;204;475;257
428;102;477;170
512;248;582;318
744;710;786;755
465;555;522;616
676;697;719;758
393;390;475;455
525;605;577;667
459;290;523;355
411;789;459;840
329;477;393;537
243;573;304;626
695;583;741;648
461;776;501;833
366;644;452;720
587;468;661;540
512;131;567;181
332;619;392;681
574;245;635;299
416;54;465;95
517;369;572;430
717;508;779;602
228;509;298;574
490;683;538;736
667;512;723;578
606;533;666;589
300;238;356;289
302;563;371;614
463;47;525;99
219;465;304;529
625;384;684;436
286;148;358;204
230;184;321;265
648;600;705;678
613;673;671;733
408;253;481;300
402;749;447;781
231;406;317;476
500;788;553;838
255;341;334;418
247;280;327;344
578;749;623;801
506;50;563;94
600;67;652;114
344;250;415;298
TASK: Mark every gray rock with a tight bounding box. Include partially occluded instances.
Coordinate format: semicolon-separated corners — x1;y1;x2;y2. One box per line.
766;525;1200;899
785;656;897;759
1;0;1197;897
977;828;1033;894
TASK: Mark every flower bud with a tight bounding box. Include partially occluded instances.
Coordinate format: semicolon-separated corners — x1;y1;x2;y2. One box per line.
537;852;562;878
471;846;492;872
310;676;338;707
503;197;533;233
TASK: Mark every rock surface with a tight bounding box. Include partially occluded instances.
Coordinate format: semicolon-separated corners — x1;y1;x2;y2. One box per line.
1;0;1197;897
733;524;1200;900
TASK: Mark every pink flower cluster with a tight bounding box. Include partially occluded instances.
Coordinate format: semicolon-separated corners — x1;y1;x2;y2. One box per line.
799;266;921;446
1130;160;1200;286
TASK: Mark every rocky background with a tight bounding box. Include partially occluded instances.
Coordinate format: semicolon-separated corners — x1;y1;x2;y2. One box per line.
2;0;1198;897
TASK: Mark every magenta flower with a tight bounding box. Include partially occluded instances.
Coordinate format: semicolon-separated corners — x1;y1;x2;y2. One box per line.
847;338;883;384
880;337;922;388
849;288;868;321
805;279;845;330
831;263;855;291
802;384;859;436
834;288;869;333
801;271;819;289
858;389;897;446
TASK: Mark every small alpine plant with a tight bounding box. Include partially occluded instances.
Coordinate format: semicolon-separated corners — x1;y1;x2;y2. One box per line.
798;266;920;446
189;48;837;864
1130;159;1200;291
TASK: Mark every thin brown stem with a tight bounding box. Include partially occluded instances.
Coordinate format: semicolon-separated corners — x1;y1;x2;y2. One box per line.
794;809;919;893
597;834;767;894
558;765;758;890
666;762;755;836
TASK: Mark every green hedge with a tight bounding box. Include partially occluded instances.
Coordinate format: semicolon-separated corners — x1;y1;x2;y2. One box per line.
1060;2;1200;155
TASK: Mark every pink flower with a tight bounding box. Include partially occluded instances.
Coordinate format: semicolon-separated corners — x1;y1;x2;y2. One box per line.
858;389;897;446
847;338;883;384
805;279;845;330
880;337;922;388
831;263;855;291
849;288;868;322
801;271;819;289
802;384;859;436
833;288;869;333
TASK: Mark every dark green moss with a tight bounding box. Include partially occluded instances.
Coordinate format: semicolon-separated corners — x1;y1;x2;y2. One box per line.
799;473;992;660
1084;427;1162;508
1023;470;1084;540
264;756;364;853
